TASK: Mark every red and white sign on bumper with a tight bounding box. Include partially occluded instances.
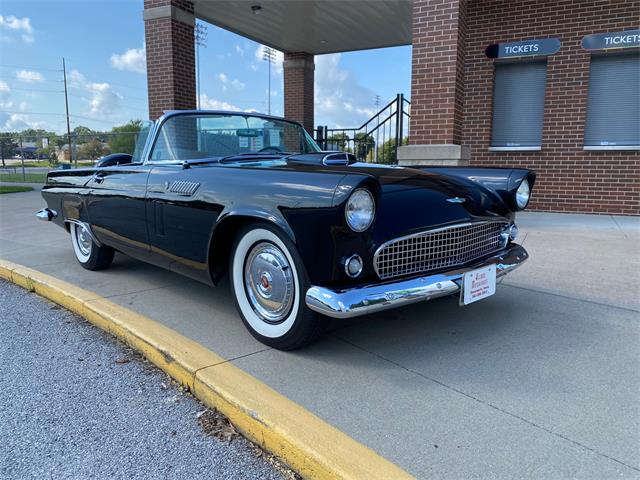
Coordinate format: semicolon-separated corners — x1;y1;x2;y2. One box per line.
461;264;497;305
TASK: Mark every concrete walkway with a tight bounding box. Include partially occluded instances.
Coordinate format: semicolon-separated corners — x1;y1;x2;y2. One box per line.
1;189;638;479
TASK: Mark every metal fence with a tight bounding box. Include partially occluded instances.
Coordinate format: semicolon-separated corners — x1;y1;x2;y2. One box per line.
0;131;143;183
315;94;411;164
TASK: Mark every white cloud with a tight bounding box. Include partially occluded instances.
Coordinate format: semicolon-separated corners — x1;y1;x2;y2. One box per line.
0;14;34;43
199;93;240;111
217;73;245;91
15;69;44;83
110;46;146;74
68;69;123;117
68;69;87;88
199;93;260;114
235;44;245;56
314;53;376;127
0;81;10;95
0;112;44;131
87;82;122;115
231;79;245;90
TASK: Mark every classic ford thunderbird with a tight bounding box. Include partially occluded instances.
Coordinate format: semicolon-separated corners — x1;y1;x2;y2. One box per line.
37;111;535;349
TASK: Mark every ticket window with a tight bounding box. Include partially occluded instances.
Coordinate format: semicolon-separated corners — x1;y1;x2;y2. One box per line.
490;60;548;151
584;52;640;150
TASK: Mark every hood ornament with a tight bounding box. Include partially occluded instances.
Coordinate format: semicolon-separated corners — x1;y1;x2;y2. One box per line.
446;197;466;204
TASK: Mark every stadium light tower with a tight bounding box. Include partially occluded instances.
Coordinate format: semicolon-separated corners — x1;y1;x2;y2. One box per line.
195;22;208;109
262;46;276;115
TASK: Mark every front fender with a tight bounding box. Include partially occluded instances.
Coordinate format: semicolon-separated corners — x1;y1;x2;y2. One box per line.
415;166;536;211
216;207;296;243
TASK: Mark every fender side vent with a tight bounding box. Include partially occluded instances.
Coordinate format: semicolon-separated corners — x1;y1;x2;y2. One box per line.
322;152;356;166
168;181;200;196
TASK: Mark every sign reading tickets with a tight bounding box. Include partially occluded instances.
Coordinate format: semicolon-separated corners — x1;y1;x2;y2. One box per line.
485;38;561;59
581;29;640;51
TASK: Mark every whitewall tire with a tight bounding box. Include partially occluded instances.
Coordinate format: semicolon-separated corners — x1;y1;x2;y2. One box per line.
229;224;323;350
69;222;115;271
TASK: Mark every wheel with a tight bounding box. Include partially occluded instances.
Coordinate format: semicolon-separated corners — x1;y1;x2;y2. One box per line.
229;223;323;350
70;222;114;271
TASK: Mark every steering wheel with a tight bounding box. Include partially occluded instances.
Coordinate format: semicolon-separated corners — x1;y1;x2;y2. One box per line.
257;146;283;154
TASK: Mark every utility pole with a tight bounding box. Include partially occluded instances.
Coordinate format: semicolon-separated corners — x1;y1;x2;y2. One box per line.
62;58;74;166
262;47;276;115
195;22;208;109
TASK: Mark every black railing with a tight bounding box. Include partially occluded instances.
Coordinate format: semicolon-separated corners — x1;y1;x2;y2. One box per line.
315;93;410;164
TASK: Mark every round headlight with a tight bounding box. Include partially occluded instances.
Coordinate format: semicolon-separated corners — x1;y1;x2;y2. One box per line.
345;188;375;232
515;179;531;210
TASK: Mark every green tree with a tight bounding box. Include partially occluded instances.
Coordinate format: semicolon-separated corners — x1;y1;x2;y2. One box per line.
378;137;408;164
354;132;374;161
109;120;143;154
72;125;95;137
0;136;19;167
78;139;109;161
326;132;349;151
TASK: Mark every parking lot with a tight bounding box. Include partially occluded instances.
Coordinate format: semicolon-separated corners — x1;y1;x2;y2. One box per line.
1;188;638;479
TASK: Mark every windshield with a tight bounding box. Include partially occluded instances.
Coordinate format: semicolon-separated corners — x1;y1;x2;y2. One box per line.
131;120;153;163
149;113;320;162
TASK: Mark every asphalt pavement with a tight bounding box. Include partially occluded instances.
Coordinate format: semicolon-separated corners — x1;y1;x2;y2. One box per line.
1;188;639;479
0;279;289;480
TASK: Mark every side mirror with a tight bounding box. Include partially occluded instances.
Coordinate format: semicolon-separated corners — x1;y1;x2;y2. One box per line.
95;153;133;167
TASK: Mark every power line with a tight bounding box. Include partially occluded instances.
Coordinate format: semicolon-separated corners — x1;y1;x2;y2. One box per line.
0;110;144;125
0;64;63;72
0;75;64;84
3;86;65;93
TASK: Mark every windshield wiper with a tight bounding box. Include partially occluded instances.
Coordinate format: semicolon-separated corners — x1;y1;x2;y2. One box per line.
219;152;293;163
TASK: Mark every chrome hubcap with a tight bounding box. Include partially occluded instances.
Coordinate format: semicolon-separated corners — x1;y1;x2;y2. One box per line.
76;225;92;256
244;242;294;324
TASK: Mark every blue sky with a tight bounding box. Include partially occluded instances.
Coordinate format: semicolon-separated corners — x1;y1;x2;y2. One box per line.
0;0;411;133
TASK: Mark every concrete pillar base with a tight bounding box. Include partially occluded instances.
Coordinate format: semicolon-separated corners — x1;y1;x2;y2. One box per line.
397;144;470;166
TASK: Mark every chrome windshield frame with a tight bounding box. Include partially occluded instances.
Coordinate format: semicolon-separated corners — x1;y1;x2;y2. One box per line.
142;110;320;165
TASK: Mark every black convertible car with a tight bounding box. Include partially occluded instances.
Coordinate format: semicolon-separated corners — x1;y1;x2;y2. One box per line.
37;111;534;349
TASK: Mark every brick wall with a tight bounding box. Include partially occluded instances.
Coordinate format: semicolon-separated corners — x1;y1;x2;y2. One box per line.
144;0;196;119
410;0;467;145
463;0;639;214
283;52;315;134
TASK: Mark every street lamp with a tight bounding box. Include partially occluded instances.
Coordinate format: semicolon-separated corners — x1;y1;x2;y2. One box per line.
262;46;276;115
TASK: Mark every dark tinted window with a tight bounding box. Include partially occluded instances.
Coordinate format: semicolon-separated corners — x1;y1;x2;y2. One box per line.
491;61;547;148
584;53;640;148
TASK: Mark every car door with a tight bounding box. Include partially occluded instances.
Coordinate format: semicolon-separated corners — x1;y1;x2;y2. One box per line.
145;163;222;284
86;164;152;258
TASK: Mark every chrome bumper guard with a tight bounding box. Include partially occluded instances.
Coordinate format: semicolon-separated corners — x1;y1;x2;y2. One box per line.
36;208;57;221
305;244;528;319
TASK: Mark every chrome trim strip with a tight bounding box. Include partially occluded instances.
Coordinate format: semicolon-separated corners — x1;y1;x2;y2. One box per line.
322;152;354;166
488;146;541;152
373;220;508;279
35;208;57;221
583;145;640;151
64;219;102;247
306;244;528;319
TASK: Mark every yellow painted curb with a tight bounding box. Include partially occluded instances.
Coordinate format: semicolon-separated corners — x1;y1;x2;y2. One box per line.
0;259;414;480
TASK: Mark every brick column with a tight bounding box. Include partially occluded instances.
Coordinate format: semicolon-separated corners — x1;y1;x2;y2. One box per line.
398;0;469;166
144;0;196;119
283;53;315;134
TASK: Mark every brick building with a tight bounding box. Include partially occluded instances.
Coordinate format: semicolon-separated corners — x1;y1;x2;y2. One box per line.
143;0;639;214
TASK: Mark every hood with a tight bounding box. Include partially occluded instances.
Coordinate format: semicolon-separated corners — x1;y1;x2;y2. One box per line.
323;163;513;243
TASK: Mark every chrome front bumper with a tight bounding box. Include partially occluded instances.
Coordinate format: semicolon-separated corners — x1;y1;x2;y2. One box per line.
305;244;528;319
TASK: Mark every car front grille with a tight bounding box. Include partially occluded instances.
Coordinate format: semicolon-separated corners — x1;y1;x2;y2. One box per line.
373;221;507;280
